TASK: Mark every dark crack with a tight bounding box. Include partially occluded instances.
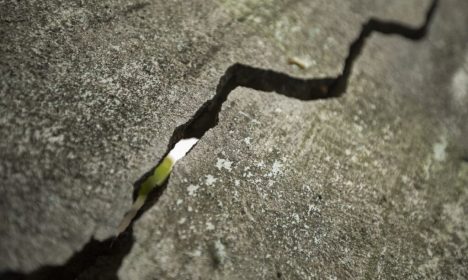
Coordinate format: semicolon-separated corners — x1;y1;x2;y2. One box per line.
1;1;438;279
166;0;437;146
1;231;134;280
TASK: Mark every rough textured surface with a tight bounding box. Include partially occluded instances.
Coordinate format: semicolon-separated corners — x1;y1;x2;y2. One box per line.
118;1;468;279
1;0;468;279
1;0;232;270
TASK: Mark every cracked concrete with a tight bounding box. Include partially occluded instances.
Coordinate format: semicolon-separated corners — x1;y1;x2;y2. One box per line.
1;0;468;279
117;2;468;279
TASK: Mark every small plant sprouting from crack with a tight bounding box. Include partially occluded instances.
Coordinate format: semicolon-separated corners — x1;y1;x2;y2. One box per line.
117;138;199;233
3;1;439;279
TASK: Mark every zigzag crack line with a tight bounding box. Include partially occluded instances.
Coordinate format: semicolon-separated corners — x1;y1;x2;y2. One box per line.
118;0;438;233
2;1;438;279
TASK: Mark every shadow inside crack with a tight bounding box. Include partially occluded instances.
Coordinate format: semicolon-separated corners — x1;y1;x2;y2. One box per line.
165;0;438;147
1;180;170;280
1;1;439;279
0;232;133;280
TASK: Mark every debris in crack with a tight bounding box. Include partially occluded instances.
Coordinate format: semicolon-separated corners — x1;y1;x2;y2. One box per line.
1;1;439;278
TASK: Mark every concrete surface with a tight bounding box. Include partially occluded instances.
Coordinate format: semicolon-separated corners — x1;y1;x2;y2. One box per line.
1;0;467;279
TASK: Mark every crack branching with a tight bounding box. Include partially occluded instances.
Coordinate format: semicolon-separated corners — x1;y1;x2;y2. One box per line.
1;1;438;279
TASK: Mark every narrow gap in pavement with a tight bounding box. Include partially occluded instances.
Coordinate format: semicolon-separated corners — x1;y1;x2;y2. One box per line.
2;1;438;279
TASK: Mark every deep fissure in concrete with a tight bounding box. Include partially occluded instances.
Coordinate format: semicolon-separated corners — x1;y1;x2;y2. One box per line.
1;1;438;279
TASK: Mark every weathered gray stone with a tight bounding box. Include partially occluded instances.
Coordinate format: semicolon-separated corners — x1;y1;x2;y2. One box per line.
118;1;468;279
1;0;467;279
0;0;235;271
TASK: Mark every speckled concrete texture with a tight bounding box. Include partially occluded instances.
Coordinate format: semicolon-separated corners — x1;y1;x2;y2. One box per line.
1;0;467;279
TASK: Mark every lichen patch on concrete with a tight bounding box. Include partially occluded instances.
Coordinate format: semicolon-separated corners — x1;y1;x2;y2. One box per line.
433;136;448;162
